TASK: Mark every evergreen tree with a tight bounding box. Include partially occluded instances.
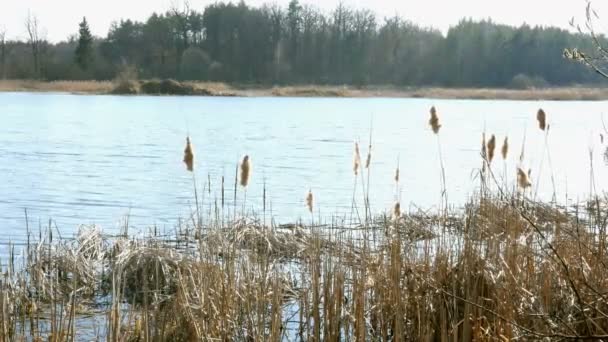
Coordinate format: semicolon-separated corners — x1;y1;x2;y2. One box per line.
75;17;94;70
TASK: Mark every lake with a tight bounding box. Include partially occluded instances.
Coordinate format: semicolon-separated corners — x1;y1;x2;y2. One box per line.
1;92;607;245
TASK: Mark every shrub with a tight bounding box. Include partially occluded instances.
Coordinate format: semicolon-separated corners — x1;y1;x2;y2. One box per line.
510;73;549;89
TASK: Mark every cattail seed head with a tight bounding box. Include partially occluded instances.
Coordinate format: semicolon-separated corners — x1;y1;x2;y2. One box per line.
517;167;532;189
394;167;400;183
183;137;194;172
429;106;441;134
239;155;251;187
365;144;372;169
501;137;509;160
306;190;314;213
393;202;401;219
353;142;361;176
487;134;496;163
537;109;547;131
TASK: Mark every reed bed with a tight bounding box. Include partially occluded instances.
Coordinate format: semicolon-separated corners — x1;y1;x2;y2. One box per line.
1;108;608;341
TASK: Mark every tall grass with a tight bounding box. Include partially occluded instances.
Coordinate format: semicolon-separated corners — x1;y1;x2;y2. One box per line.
1;110;607;341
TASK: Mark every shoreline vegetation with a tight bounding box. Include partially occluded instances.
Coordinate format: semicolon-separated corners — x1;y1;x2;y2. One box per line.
3;79;608;100
1;107;608;340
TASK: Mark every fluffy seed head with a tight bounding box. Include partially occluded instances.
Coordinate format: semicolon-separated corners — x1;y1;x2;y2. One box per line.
393;202;401;218
429;106;441;134
306;190;314;213
487;134;496;163
517;168;532;189
239;155;251;187
353;142;361;176
365;144;372;169
537;109;547;131
501;137;509;160
481;133;487;160
183;137;194;172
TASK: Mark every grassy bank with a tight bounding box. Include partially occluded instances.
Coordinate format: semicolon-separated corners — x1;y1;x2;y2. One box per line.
2;79;608;100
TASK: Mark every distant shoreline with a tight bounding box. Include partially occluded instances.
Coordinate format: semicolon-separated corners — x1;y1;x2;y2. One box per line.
1;80;608;101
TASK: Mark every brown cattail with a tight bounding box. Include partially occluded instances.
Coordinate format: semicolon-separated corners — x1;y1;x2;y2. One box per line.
517;168;532;189
393;202;401;218
365;145;372;169
537;109;546;131
501;137;509;160
239;155;251;187
394;167;400;183
183;137;194;172
481;133;487;160
429;106;441;134
306;190;314;213
487;134;496;163
601;133;605;144
353;142;361;175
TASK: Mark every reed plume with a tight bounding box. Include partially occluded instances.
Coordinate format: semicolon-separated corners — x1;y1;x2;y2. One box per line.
365;145;372;169
481;133;487;160
429;106;441;134
501;137;509;160
353;142;361;176
306;190;314;213
183;137;194;172
517;168;532;189
537;109;547;131
487;134;496;163
240;155;251;187
393;202;401;218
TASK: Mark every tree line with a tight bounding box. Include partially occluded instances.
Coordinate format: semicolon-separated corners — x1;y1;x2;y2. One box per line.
0;0;604;87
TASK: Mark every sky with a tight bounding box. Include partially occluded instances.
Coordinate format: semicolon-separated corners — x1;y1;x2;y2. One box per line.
0;0;606;42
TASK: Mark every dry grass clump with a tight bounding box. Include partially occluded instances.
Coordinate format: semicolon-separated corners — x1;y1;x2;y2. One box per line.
270;86;349;97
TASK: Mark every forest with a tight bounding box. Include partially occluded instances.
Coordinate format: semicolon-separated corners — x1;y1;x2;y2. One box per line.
0;0;605;87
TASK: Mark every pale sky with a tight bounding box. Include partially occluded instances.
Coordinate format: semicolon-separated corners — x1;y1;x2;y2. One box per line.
0;0;606;42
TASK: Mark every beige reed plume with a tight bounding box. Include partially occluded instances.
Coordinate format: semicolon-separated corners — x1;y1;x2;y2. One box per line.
240;155;251;187
487;134;496;163
353;142;361;176
517;168;532;189
501;137;509;160
537;109;547;131
393;202;401;218
429;106;441;134
183;137;194;172
306;190;314;213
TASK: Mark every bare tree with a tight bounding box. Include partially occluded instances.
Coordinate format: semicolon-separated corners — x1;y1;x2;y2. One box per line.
0;28;6;79
25;12;45;78
565;2;608;78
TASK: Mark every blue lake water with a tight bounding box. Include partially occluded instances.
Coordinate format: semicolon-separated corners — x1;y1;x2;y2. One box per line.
1;92;607;244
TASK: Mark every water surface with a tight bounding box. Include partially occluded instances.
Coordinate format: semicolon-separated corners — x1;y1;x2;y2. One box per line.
1;92;606;243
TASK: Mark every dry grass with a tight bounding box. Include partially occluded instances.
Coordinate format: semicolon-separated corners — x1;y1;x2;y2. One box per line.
3;80;608;100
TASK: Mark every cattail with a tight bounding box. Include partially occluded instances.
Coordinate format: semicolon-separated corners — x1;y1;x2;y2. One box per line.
429;106;441;134
601;133;605;144
183;137;194;172
353;142;361;175
393;202;401;218
394;167;400;183
365;145;372;169
487;134;496;163
239;155;251;187
306;190;314;213
481;133;487;159
517;168;532;189
537;109;546;131
501;137;509;160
